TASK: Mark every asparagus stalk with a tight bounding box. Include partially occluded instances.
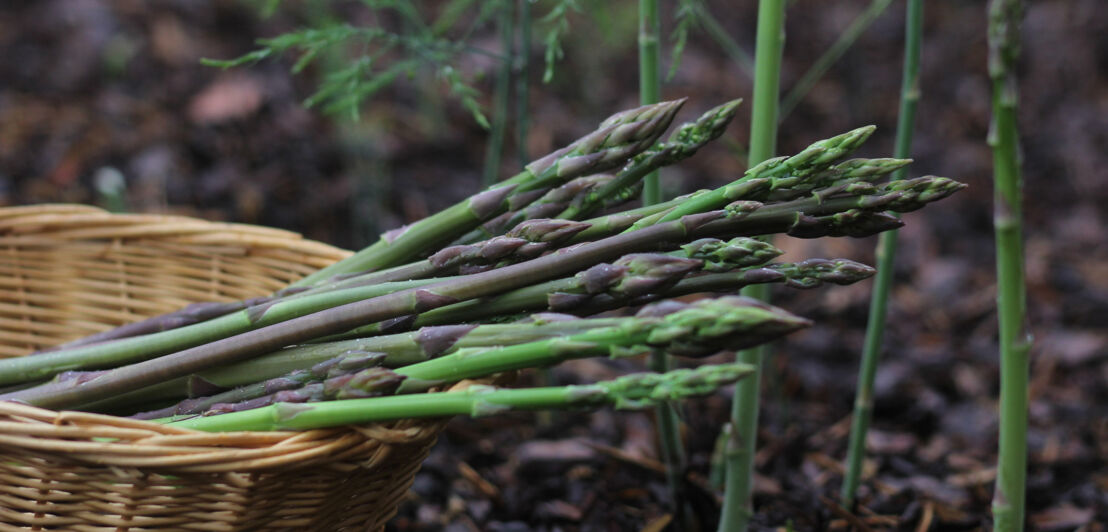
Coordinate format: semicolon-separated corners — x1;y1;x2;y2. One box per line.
132;350;388;419
196;368;408;416
569;258;877;318
640;0;662;205
721;2;787;530
482;0;515;186
762;157;913;202
36;299;266;353
164;362;760;432
842;0;924;508
988;1;1030;530
293;99;685;286
457;174;615;243
285;217;593;301
391;296;809;389
558;99;744;221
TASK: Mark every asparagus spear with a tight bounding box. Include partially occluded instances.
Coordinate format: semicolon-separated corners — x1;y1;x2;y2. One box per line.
455;174;615;244
572;258;878;316
35;299;267;353
280;218;593;301
132;350;387;419
293;99;685;286
557;99;744;221
164;362;759;432
625;125;877;231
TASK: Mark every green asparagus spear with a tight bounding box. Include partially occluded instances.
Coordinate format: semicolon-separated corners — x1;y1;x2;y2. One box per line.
164;362;759;432
294;99;685;286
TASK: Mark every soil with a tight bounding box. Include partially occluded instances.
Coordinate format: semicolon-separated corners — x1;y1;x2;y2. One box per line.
1;1;1105;530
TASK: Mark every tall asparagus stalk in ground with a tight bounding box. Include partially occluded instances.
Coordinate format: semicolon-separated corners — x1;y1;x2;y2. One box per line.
988;1;1030;530
644;4;694;510
484;1;515;186
165;363;758;432
720;1;786;530
293;99;684;286
842;0;924;508
640;0;662;206
515;0;531;168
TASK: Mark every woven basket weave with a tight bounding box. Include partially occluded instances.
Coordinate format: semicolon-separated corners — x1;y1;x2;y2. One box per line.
0;205;448;531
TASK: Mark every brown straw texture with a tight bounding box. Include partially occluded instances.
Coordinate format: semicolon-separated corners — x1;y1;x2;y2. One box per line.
0;205;451;531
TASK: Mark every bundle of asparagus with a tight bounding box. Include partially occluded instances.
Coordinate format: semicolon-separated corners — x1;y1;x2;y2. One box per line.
0;99;964;431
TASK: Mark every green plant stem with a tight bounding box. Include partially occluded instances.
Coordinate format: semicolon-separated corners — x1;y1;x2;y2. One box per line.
779;0;894;119
842;0;923;508
483;1;515;186
720;1;785;530
515;0;531;167
164;363;758;432
640;0;662;206
988;1;1029;530
392;296;809;389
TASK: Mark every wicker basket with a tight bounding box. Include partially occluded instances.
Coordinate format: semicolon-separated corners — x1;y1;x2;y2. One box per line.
0;205;449;531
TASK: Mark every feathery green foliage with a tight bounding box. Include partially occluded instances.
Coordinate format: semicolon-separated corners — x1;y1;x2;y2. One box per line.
165;362;758;432
203;1;510;124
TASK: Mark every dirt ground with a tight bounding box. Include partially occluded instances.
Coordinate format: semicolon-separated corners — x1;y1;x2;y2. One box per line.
0;1;1104;530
